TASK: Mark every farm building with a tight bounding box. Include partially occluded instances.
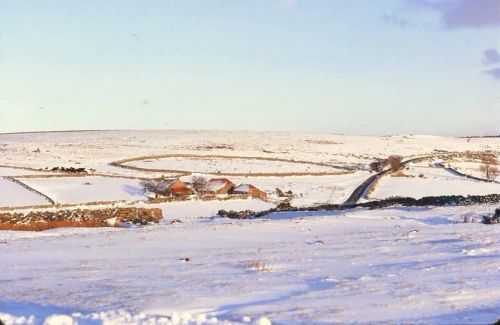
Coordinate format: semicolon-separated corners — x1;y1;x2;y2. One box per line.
233;184;267;199
206;178;234;194
156;178;194;196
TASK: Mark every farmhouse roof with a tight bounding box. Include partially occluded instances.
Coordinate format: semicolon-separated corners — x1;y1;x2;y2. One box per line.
233;184;256;193
156;178;178;191
207;178;234;192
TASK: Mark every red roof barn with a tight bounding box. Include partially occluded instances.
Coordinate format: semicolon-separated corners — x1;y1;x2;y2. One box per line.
233;184;267;199
157;178;194;196
206;178;234;194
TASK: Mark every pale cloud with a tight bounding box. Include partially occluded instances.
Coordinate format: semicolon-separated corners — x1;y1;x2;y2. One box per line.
484;67;500;80
410;0;500;29
482;48;500;64
382;14;410;28
481;49;500;81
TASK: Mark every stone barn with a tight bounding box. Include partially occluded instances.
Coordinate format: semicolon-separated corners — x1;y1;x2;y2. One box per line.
233;184;267;199
206;178;235;194
157;178;194;196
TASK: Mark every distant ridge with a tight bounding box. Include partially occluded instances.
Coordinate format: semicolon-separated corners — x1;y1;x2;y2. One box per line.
1;129;497;137
0;129;121;136
462;135;500;138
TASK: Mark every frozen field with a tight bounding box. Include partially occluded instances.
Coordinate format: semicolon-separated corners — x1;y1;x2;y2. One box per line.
0;131;498;176
371;167;500;200
225;173;370;206
0;131;499;324
1;204;499;324
449;161;500;182
19;176;147;205
126;156;338;175
0;178;51;207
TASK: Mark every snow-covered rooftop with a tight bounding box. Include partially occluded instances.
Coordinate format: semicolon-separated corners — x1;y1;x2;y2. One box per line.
207;178;233;192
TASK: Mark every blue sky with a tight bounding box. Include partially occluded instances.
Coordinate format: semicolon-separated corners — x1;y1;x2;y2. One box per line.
0;0;498;135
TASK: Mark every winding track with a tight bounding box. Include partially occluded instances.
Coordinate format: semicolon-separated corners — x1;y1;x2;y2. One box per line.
343;155;500;205
342;157;431;205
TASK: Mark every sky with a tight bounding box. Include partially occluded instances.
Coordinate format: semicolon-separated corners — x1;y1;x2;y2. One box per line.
0;0;499;136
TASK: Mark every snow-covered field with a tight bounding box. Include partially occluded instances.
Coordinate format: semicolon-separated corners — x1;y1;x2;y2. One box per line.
0;130;499;324
1;204;499;324
126;156;338;174
19;176;147;205
449;161;500;182
0;178;50;207
224;173;370;207
371;167;500;200
0;131;498;175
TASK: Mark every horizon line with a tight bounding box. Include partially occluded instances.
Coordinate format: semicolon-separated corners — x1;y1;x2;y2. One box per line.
0;128;499;138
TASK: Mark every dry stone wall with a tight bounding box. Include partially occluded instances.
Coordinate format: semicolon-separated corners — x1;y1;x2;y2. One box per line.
0;207;163;225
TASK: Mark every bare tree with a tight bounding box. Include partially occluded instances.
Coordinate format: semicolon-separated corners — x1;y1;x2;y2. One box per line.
387;155;403;172
369;160;387;172
479;164;500;180
192;176;208;193
479;152;499;180
489;165;499;180
481;152;497;164
140;179;159;192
